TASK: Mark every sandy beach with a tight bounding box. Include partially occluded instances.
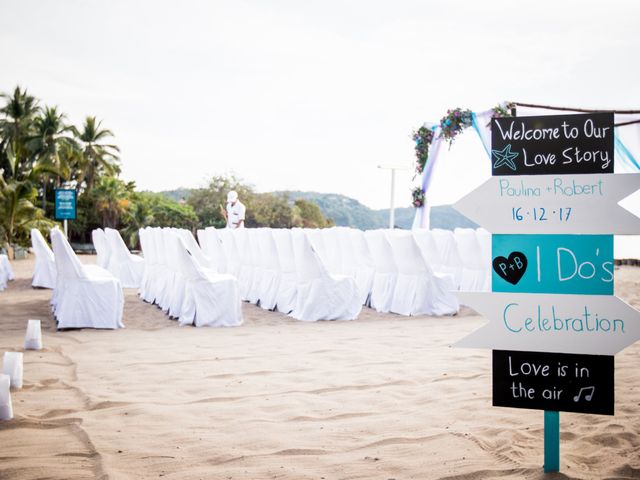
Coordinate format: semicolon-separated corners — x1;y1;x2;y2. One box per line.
1;255;639;480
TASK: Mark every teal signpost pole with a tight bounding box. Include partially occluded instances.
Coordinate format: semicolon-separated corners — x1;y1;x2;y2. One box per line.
544;411;560;472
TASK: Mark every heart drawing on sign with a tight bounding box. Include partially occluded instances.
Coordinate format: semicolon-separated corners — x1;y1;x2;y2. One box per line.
492;251;528;285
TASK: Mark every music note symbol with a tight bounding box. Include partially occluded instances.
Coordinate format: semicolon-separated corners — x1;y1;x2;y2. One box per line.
573;386;595;402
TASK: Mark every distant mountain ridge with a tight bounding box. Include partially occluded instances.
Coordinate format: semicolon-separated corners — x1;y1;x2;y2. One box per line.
160;188;477;230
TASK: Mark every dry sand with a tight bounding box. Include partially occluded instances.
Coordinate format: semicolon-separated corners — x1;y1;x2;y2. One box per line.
1;255;639;480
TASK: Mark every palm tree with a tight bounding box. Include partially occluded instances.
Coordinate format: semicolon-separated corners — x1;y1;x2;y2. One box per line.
76;116;120;192
0;175;54;249
0;86;40;180
122;199;153;249
93;176;131;228
28;106;78;209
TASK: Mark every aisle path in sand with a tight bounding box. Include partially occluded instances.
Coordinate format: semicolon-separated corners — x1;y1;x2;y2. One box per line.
1;256;639;480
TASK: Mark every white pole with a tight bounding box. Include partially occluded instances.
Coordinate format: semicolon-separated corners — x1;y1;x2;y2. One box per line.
378;164;410;230
64;219;68;239
389;169;396;229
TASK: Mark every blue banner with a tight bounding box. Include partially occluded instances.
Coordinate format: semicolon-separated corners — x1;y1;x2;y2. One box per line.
54;189;77;220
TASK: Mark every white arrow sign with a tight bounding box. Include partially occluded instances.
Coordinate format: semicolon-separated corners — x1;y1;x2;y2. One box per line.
455;292;640;355
453;173;640;234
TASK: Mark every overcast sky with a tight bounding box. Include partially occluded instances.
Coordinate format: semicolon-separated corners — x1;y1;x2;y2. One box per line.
2;0;638;209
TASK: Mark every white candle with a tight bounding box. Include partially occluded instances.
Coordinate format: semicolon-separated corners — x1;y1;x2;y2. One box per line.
0;374;13;420
2;352;23;389
24;319;43;350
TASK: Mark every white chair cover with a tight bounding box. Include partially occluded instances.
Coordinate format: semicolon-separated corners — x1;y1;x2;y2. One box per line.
320;227;346;276
176;229;215;270
245;229;263;304
385;231;459;316
104;228;145;288
364;230;398;313
92;228;110;269
1;253;14;283
30;229;56;289
233;229;255;301
217;228;240;278
304;229;329;270
0;254;12;291
196;228;207;254
430;229;464;289
174;236;242;327
289;229;361;321
165;229;188;318
271;228;297;314
476;228;493;279
50;228;124;329
200;227;227;273
254;229;280;310
412;229;444;273
454;228;491;292
340;228;374;305
138;227;156;303
152;228;174;312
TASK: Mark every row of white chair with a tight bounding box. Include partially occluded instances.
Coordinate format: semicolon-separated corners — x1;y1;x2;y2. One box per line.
138;227;242;327
198;227;363;320
196;227;463;317
140;227;363;322
413;228;492;292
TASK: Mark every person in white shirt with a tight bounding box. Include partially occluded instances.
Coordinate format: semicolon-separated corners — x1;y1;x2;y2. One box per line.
221;190;246;228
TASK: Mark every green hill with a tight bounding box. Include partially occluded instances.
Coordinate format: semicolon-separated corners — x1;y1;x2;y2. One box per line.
278;191;477;230
159;188;477;230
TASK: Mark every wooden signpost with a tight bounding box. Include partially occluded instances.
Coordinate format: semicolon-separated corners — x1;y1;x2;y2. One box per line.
453;112;640;473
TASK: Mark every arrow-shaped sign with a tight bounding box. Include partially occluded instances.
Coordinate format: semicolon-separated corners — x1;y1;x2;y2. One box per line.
453;173;640;234
455;292;640;355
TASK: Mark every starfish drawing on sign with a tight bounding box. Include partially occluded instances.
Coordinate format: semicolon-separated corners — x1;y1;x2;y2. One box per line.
492;144;519;171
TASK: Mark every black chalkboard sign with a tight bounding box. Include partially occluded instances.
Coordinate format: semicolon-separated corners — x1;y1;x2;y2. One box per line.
493;350;614;415
491;113;614;176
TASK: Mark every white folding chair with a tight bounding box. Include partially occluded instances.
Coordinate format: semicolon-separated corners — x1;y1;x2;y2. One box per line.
272;228;297;314
385;230;459;316
174;236;242;327
364;229;398;313
104;228;145;288
454;228;491;292
431;229;464;289
92;228;110;269
289;229;361;321
50;228;124;329
254;228;281;310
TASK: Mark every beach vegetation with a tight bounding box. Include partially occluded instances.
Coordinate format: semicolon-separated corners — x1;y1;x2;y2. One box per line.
0;86;331;252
